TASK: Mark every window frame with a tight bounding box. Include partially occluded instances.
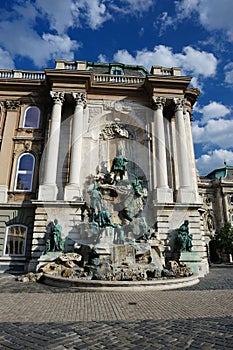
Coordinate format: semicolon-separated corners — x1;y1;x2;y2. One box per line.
3;224;28;256
22;106;40;129
14;153;35;192
229;195;233;205
110;66;124;76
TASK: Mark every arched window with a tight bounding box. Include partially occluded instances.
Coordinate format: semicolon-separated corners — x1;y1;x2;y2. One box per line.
3;225;27;256
14;153;35;191
23;106;40;128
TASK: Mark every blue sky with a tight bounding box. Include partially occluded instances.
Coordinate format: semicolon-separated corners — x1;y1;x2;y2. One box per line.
0;0;233;176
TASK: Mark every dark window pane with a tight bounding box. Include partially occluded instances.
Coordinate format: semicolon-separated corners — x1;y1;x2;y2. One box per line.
5;226;27;256
19;155;34;171
112;69;122;75
24;107;40;128
16;174;32;190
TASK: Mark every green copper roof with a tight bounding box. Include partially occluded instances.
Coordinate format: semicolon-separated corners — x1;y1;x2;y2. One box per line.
207;165;233;179
86;61;149;76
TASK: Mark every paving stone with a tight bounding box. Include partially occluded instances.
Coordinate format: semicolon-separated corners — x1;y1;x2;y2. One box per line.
0;266;233;349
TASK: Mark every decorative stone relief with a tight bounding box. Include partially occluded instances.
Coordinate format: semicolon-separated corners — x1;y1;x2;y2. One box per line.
173;98;187;113
72;92;87;108
152;96;166;110
99;119;130;140
103;100;131;112
203;209;215;235
50;91;65;105
4;100;20;110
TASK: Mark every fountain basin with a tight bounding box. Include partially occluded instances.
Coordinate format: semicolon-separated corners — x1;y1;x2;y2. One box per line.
42;273;199;291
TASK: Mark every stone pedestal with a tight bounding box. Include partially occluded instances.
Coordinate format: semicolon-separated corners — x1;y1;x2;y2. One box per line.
177;188;195;203
64;184;81;201
180;251;208;277
154;188;173;203
38;184;58;201
0;185;8;203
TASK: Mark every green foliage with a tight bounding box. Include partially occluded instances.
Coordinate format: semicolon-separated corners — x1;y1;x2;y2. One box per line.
215;222;233;255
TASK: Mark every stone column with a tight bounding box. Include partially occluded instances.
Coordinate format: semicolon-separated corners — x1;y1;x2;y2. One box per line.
152;96;173;203
173;98;194;203
38;91;65;201
184;104;200;203
64;92;87;200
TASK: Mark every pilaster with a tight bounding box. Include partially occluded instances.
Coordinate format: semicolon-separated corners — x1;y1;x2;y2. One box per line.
0;100;20;202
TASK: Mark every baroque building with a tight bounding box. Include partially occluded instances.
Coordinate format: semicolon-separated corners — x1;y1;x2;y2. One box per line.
198;165;233;262
0;59;224;274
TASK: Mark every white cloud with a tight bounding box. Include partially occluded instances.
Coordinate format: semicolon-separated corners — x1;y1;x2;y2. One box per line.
224;62;233;84
110;0;153;15
121;0;153;12
0;3;80;68
196;149;233;175
112;45;218;77
174;0;233;42
190;77;203;92
0;48;15;69
193;118;233;148
42;34;79;62
176;46;217;77
72;0;112;30
195;101;231;123
35;0;74;34
98;54;107;62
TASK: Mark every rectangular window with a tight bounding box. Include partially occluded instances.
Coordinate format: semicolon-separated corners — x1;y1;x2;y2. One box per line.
3;225;27;256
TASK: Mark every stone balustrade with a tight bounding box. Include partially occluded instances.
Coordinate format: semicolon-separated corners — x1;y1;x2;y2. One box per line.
0;70;45;80
93;74;145;84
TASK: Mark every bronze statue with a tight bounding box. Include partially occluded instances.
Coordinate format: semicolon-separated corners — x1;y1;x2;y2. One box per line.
88;182;102;222
176;220;193;252
51;219;63;251
111;148;128;183
45;219;63;253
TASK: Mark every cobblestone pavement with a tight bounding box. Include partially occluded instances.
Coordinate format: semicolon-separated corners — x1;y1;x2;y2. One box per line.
0;265;232;349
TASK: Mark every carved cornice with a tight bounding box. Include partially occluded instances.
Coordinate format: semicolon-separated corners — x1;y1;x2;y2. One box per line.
50;91;65;105
151;96;166;110
72;92;87;108
4;100;20;110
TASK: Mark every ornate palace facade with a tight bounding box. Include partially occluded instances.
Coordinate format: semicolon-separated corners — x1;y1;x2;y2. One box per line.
0;59;228;273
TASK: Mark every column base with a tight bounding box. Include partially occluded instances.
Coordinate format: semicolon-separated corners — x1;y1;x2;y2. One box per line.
153;187;173;203
64;184;81;201
177;187;196;203
38;184;58;201
0;185;8;203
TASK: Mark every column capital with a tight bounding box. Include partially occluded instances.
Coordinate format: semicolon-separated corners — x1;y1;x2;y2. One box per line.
173;98;186;112
152;96;166;110
72;92;87;108
4;99;20;110
50;91;65;105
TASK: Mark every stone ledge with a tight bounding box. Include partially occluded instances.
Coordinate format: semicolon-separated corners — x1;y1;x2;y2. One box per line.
42;273;199;291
